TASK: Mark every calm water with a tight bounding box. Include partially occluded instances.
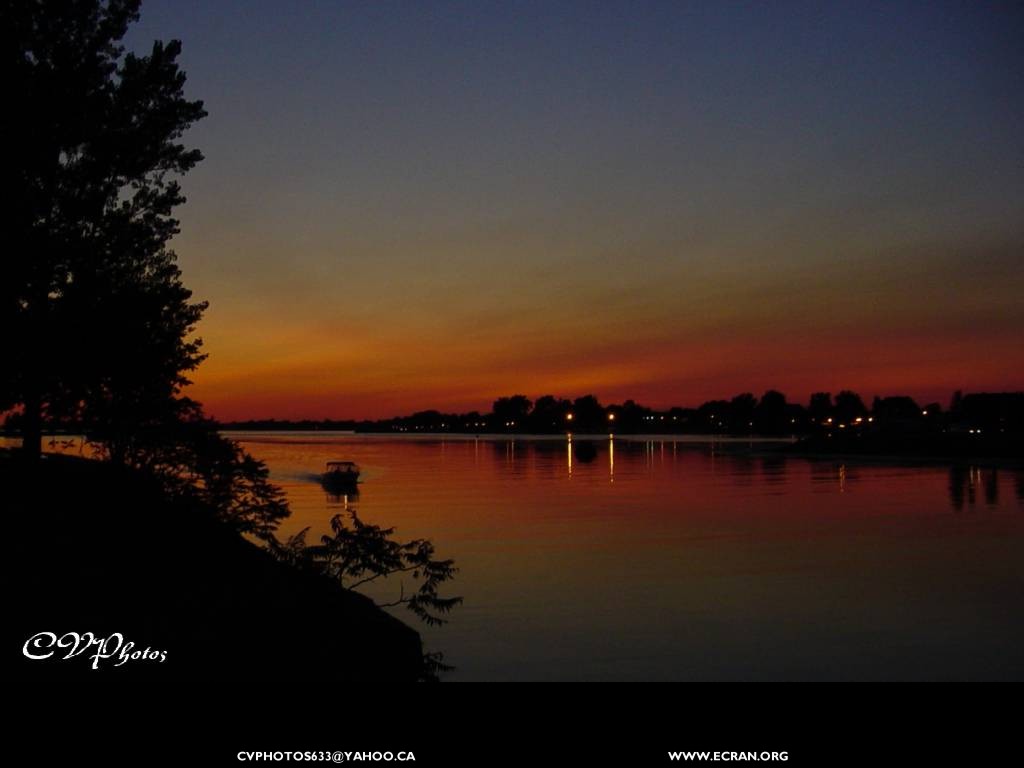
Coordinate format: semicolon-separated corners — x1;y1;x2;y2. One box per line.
227;432;1023;681
9;433;1021;680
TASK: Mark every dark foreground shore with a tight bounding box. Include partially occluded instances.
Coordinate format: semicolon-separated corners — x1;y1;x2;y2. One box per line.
6;451;424;680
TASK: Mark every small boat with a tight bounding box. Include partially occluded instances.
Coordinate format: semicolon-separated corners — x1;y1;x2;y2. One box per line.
321;461;360;496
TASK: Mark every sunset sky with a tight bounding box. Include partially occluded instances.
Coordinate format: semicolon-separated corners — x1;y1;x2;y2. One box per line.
125;1;1024;420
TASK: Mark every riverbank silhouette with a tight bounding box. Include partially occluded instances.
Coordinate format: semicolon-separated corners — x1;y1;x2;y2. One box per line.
7;450;425;680
197;390;1024;461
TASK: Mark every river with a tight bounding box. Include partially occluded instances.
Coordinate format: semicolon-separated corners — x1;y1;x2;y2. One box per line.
227;432;1024;681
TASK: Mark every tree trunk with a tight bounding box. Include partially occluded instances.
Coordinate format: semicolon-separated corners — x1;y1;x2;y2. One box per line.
22;387;43;462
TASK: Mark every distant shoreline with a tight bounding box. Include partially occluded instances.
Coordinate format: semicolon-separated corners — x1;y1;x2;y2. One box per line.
5;430;1020;468
222;430;796;442
223;431;1024;469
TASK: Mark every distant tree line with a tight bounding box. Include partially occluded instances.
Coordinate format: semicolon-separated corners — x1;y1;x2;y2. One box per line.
206;390;1024;437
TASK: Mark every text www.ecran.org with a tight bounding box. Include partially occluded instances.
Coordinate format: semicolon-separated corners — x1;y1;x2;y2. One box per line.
669;752;789;762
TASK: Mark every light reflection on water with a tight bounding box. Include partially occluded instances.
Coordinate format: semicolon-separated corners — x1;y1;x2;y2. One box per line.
229;433;1024;681
7;433;1022;680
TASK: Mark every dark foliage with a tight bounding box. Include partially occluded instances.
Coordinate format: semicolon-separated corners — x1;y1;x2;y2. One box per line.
7;452;424;681
274;511;463;628
3;1;456;680
2;0;207;460
492;395;532;425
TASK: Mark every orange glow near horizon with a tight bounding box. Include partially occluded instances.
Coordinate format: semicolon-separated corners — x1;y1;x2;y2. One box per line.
108;0;1024;423
186;290;1024;420
175;202;1024;421
172;211;1024;421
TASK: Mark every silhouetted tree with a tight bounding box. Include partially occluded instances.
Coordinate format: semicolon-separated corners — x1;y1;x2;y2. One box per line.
492;395;532;426
697;399;730;431
755;390;788;434
667;407;692;428
571;394;605;429
76;403;290;539
808;392;833;424
730;393;758;431
614;399;652;432
3;0;206;460
277;511;462;627
834;390;867;423
872;396;920;421
957;392;1024;432
529;394;572;431
183;426;291;540
950;390;964;416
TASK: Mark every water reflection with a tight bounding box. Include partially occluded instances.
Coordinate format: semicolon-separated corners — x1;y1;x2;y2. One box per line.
241;435;1022;680
320;474;360;505
948;465;1005;511
6;432;1022;680
572;439;597;464
325;488;359;509
807;461;870;495
986;469;999;506
11;433;1021;520
760;455;788;486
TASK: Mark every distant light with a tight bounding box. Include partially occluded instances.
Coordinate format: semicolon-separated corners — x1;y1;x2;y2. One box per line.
839;424;846;429
868;417;874;422
566;413;574;421
854;417;862;423
826;418;833;424
608;413;616;421
922;410;928;416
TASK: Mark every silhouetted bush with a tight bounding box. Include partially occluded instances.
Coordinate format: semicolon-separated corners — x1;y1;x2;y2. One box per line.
273;511;463;627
